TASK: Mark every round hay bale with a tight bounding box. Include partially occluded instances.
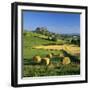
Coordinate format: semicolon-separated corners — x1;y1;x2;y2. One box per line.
46;53;53;58
33;55;41;63
41;58;50;65
58;53;64;58
62;57;71;65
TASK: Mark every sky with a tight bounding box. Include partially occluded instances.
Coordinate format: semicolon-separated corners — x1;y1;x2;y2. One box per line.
22;11;80;34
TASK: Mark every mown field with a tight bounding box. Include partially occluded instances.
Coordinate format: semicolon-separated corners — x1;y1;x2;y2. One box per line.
23;31;80;77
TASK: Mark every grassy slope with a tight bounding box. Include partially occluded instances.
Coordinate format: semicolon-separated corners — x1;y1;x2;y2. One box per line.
23;32;64;59
23;31;80;77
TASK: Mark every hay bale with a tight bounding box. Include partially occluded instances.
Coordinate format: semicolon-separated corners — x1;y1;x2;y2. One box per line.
46;53;53;58
58;53;64;58
33;55;41;63
62;57;71;65
41;58;50;65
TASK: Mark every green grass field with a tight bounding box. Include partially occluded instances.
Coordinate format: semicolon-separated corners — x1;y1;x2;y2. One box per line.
23;31;80;77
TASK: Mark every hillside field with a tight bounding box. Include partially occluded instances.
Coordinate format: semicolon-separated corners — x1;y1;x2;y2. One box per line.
23;31;80;77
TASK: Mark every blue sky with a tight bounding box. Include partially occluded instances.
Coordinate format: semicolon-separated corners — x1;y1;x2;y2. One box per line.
22;11;80;34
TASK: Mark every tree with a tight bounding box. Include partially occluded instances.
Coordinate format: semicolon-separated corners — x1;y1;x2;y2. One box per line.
71;38;80;46
35;27;49;36
35;27;41;33
52;36;58;41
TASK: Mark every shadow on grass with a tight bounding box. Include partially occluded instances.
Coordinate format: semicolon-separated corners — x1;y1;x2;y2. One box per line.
24;58;38;65
24;49;80;66
24;57;62;66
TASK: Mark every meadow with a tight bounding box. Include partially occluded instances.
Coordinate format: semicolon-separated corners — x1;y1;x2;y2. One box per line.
23;30;80;77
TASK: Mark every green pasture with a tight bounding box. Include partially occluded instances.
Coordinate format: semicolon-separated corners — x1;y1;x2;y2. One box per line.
23;31;80;77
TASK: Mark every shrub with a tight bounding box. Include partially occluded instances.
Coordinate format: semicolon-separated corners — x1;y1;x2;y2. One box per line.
52;37;58;41
62;57;71;65
41;58;50;65
48;37;52;40
33;55;41;63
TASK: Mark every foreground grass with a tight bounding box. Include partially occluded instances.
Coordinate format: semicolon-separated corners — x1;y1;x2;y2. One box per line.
23;52;80;77
23;63;80;77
